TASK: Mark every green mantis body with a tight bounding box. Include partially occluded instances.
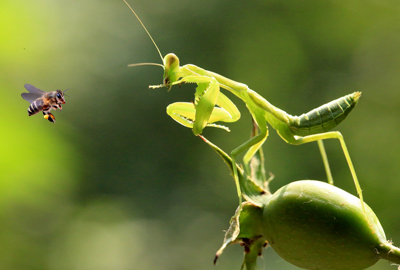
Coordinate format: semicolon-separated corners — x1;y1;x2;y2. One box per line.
123;0;365;213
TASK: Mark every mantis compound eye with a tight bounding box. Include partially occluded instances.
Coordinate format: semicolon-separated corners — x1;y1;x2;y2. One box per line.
164;53;179;70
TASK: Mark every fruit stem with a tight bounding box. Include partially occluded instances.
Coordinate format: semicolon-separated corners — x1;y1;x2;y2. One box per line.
377;241;400;265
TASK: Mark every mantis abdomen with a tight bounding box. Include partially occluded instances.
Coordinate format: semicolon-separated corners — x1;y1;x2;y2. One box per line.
289;92;361;136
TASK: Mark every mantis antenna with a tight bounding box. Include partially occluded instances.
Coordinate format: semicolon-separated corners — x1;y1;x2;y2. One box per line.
128;62;164;68
123;0;164;68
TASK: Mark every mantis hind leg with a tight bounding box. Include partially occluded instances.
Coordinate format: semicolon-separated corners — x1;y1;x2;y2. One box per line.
317;140;334;185
292;131;365;214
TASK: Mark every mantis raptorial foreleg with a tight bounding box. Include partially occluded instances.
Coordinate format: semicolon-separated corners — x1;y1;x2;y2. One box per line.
123;0;365;214
162;76;241;134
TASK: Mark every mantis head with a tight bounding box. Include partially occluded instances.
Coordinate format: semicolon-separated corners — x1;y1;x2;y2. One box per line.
163;53;180;90
123;0;182;91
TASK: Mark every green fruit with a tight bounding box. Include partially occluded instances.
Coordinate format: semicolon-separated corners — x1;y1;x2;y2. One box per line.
262;180;386;270
202;136;400;269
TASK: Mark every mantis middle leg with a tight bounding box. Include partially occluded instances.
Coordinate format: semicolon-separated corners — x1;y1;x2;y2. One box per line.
230;113;269;208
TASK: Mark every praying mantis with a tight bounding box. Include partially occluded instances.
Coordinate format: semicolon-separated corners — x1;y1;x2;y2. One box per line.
123;0;365;214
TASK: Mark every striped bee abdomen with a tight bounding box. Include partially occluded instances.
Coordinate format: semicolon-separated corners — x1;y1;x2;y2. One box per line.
28;99;44;116
289;92;361;136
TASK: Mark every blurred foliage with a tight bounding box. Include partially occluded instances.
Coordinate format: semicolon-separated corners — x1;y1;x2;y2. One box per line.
1;0;400;269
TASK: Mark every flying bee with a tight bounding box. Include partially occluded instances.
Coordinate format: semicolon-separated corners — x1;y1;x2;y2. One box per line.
21;84;67;123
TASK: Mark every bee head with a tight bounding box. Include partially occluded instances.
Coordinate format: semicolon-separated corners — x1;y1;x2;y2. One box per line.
55;90;66;104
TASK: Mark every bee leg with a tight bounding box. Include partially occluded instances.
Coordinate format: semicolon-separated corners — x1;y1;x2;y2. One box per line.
46;113;56;123
52;104;62;111
43;112;56;123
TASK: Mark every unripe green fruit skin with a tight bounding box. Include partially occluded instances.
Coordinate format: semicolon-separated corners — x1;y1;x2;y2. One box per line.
262;180;386;270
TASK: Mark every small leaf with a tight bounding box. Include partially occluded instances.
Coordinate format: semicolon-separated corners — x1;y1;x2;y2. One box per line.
215;202;265;266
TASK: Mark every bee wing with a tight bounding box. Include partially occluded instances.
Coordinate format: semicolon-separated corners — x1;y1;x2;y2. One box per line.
24;84;46;95
21;92;42;103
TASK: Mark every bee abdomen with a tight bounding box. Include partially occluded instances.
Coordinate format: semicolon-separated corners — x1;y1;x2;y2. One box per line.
28;99;44;116
289;92;361;136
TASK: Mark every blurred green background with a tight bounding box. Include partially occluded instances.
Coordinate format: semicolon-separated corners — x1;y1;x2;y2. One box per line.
1;0;400;269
